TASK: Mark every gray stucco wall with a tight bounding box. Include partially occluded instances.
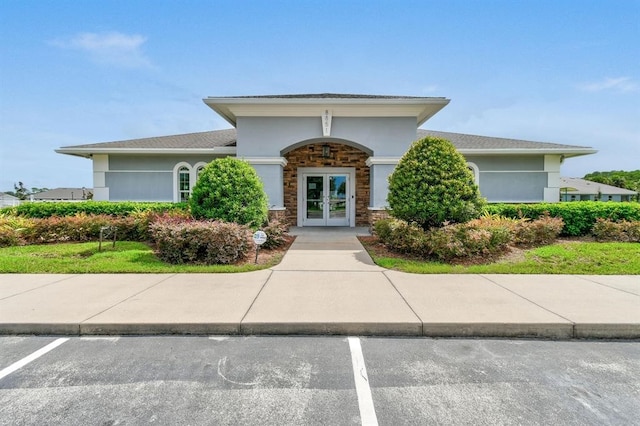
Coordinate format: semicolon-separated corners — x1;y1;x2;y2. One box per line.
464;155;544;171
237;116;417;157
109;155;216;170
106;172;173;201
104;154;224;202
479;172;547;202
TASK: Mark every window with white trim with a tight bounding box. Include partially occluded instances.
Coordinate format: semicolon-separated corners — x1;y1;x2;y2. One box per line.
173;162;209;202
178;166;190;202
467;162;480;184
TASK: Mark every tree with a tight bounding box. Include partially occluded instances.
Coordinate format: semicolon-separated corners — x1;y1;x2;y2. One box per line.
387;136;485;229
13;182;29;200
189;157;268;227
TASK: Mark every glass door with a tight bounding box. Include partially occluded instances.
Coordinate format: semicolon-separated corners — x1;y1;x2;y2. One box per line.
303;173;349;226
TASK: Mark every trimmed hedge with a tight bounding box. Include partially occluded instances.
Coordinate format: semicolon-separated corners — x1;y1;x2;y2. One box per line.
485;202;640;236
1;201;187;218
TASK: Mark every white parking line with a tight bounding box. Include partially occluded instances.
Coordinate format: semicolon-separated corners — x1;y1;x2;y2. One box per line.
0;338;69;381
348;337;378;426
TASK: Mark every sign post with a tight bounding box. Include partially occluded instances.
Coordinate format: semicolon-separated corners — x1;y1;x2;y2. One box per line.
252;230;268;264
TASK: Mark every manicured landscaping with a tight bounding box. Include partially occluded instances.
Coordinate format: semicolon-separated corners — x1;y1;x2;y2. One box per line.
361;238;640;274
0;241;285;273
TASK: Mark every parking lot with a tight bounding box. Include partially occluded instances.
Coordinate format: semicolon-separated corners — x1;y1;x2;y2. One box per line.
1;336;639;425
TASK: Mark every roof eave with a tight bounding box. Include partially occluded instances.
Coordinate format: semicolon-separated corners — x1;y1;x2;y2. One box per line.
458;148;598;157
55;147;238;158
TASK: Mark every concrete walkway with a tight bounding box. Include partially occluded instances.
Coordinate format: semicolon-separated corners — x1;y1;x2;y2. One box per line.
1;227;639;338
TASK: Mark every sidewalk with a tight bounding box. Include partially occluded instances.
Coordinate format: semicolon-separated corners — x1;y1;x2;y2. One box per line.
1;227;639;338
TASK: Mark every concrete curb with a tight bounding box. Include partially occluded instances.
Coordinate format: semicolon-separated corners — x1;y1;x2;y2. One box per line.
3;322;640;339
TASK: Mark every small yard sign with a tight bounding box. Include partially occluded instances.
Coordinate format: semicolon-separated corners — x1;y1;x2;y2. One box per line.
252;230;268;263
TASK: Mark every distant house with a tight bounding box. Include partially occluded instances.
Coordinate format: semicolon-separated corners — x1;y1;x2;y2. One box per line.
0;192;20;207
56;93;597;227
560;177;637;202
31;188;93;202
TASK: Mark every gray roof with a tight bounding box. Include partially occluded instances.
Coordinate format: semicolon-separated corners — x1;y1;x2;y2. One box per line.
60;129;237;150
58;128;594;156
417;129;591;151
32;188;93;200
0;192;19;201
559;177;637;195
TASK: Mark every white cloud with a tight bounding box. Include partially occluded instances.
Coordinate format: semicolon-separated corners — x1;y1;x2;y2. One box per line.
51;32;152;69
579;77;638;93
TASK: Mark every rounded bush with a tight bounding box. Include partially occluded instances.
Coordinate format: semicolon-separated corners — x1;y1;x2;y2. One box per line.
189;157;268;227
387;136;485;229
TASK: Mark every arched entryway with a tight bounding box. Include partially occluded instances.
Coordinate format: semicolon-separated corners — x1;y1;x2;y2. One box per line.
283;141;371;227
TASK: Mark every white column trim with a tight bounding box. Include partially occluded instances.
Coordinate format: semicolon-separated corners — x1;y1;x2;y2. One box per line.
365;157;401;167
242;157;288;167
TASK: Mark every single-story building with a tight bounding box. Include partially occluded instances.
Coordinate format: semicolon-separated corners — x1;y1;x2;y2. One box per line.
0;192;20;208
560;177;637;202
31;188;93;202
57;93;597;227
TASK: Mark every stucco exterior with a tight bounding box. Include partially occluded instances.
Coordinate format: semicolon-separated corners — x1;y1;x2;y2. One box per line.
56;93;598;227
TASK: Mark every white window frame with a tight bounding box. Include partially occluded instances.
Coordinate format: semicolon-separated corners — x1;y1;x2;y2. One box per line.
467;162;480;184
173;162;209;202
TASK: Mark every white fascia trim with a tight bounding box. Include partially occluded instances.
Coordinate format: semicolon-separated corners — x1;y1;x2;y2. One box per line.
203;97;450;127
56;147;237;158
367;207;389;211
242;157;288;167
458;148;598;156
366;157;401;166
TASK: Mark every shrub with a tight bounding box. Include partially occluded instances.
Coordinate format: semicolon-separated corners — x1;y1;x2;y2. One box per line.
259;218;289;250
374;218;430;256
2;201;187;218
150;219;251;264
511;214;564;246
387;136;485;229
189;158;268;228
0;214;32;247
592;218;640;242
423;223;512;261
485;202;640;236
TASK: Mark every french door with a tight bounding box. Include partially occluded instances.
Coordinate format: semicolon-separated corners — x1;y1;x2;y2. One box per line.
303;173;350;226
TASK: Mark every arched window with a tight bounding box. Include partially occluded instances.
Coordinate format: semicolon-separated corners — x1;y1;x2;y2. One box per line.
173;162;209;202
467;162;480;185
194;162;208;182
178;166;190;202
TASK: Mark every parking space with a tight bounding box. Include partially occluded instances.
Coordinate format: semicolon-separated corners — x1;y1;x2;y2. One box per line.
1;336;639;425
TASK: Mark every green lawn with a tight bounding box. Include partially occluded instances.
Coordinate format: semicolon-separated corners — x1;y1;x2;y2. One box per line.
367;242;640;274
0;242;280;273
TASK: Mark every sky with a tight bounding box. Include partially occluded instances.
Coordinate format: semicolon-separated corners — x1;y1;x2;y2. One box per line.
1;0;638;192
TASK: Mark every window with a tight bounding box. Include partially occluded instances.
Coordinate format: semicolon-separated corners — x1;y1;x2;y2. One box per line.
173;162;209;202
467;162;480;184
178;166;190;202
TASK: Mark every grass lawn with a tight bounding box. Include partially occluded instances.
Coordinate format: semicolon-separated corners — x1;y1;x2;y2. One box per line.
361;239;640;275
0;242;283;273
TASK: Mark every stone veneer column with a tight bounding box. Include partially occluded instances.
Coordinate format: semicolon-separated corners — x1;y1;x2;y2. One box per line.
283;143;370;226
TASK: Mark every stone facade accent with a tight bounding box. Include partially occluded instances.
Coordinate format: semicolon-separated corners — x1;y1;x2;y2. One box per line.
283;142;370;226
268;209;287;223
367;208;391;233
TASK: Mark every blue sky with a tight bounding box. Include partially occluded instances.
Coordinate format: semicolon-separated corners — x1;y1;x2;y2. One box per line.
1;0;638;192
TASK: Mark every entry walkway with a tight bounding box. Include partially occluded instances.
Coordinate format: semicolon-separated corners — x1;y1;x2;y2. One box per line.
0;227;639;338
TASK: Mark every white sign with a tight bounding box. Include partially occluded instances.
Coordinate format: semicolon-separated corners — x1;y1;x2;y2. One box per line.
252;230;268;245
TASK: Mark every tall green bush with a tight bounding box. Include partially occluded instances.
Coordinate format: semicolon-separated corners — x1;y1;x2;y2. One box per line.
189;157;268;227
387;136;485;229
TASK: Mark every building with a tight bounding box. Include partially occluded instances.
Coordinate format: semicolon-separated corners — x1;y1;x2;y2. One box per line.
560;177;637;202
31;188;93;202
57;93;597;227
0;192;20;208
